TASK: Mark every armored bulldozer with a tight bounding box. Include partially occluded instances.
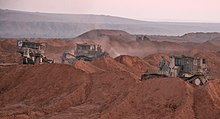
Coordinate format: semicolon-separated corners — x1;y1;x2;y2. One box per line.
61;43;108;64
17;40;54;64
141;55;212;86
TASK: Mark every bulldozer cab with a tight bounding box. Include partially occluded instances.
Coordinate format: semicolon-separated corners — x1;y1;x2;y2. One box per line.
75;43;102;56
75;43;92;55
17;40;54;64
168;56;209;77
17;40;45;49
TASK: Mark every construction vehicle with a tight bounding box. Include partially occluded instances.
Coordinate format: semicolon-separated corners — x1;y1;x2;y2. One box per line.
61;43;108;64
141;55;211;86
17;40;54;64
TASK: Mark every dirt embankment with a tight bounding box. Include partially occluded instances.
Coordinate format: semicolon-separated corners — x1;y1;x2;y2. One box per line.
0;63;137;118
115;55;155;76
0;55;220;119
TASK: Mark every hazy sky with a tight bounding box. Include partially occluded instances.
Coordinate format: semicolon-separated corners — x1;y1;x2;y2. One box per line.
0;0;219;23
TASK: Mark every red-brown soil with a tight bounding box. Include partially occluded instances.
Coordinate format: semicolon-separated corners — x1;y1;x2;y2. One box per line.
1;62;220;119
0;31;220;118
115;55;155;76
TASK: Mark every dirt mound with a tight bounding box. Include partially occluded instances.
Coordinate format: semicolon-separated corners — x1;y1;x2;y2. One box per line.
115;55;154;76
76;29;133;40
1;62;220;118
0;63;137;118
91;56;128;72
191;80;220;119
143;53;169;68
73;60;104;73
101;78;195;119
0;64;91;118
91;56;141;79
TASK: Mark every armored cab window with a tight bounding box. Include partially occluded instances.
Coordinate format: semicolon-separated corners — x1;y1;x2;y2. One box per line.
21;42;42;49
85;45;90;50
175;58;181;66
77;45;83;50
202;59;206;64
77;44;90;50
184;58;193;72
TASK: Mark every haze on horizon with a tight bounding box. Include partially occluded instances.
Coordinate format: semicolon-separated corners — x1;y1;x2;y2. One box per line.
0;0;219;23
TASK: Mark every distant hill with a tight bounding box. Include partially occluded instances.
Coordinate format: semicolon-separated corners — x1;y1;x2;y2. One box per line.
148;32;220;43
76;29;137;41
180;32;220;42
1;9;220;38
